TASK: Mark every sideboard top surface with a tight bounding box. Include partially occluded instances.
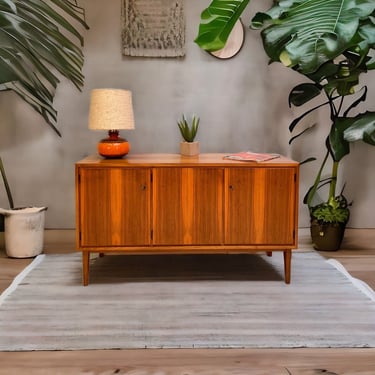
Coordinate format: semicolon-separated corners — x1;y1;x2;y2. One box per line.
76;154;299;167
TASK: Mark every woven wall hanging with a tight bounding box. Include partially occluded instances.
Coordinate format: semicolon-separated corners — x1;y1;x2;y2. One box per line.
122;0;185;57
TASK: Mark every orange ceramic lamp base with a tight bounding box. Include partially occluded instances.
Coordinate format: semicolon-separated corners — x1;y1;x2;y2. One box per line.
97;130;130;158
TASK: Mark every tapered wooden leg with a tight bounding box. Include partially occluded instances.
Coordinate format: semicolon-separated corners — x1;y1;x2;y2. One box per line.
283;249;292;284
82;251;90;286
99;252;104;257
266;251;272;257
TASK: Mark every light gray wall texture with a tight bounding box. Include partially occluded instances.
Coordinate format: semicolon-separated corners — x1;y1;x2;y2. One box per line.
0;0;374;229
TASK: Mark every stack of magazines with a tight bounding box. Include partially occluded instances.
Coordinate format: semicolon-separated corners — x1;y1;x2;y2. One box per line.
223;151;280;162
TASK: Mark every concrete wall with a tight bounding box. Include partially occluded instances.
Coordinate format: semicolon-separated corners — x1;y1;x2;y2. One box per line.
0;0;374;229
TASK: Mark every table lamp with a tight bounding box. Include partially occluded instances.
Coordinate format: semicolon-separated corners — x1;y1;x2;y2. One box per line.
89;89;135;158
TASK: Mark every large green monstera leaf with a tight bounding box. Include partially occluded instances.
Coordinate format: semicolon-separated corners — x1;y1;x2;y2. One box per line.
195;0;375;75
0;0;89;135
251;0;375;74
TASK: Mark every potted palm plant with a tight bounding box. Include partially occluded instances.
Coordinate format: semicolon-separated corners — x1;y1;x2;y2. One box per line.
177;114;200;156
195;0;375;250
0;0;89;257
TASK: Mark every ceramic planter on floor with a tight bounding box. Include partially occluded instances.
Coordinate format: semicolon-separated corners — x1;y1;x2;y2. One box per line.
0;206;47;258
310;218;347;251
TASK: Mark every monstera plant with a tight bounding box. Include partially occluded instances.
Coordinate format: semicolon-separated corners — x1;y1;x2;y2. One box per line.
195;0;375;250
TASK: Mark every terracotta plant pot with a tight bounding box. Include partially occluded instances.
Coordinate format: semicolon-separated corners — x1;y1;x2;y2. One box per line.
310;218;347;251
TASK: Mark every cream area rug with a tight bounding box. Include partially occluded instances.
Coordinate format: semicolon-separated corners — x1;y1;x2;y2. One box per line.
1;251;375;351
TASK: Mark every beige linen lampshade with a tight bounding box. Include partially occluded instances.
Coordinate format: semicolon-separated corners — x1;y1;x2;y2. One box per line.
89;89;135;158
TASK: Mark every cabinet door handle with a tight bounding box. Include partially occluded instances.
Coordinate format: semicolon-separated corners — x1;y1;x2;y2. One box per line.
229;185;234;190
142;185;147;191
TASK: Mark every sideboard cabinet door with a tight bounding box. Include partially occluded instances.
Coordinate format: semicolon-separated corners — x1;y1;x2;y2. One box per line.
77;167;150;247
152;167;224;245
225;167;297;245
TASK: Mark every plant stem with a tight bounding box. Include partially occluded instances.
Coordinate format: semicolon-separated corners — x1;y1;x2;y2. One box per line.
325;89;340;202
329;161;339;201
0;157;14;209
306;150;330;209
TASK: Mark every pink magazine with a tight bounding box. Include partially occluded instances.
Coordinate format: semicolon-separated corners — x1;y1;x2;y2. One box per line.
223;151;280;162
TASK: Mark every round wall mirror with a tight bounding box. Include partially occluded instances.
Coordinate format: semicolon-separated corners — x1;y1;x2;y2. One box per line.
210;19;245;60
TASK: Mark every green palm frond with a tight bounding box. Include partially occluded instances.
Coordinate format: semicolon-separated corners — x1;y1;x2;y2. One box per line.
0;0;89;135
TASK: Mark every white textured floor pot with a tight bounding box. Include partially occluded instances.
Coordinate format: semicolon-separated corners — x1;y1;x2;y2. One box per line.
180;141;199;156
0;207;47;258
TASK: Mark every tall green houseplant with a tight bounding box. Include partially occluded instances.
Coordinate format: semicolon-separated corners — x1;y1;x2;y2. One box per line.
0;0;89;209
195;0;375;249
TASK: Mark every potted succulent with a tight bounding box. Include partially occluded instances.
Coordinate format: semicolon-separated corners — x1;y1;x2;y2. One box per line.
0;0;88;257
195;0;375;250
177;114;200;156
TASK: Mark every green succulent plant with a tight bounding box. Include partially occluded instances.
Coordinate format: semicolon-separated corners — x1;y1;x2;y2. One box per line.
177;114;200;143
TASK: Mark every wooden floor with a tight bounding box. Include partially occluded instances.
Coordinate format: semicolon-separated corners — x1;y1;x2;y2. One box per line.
0;228;375;375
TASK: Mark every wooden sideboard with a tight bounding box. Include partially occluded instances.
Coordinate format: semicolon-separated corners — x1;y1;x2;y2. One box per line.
76;154;299;285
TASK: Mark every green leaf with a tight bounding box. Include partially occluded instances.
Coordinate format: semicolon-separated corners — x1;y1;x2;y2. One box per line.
300;157;317;165
288;100;328;132
328;112;375;162
288;83;322;107
343;111;375;145
194;0;250;51
250;0;375;74
177;114;200;142
289;125;316;144
0;0;89;134
306;61;339;84
311;201;350;223
328;120;351;162
343;86;367;116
